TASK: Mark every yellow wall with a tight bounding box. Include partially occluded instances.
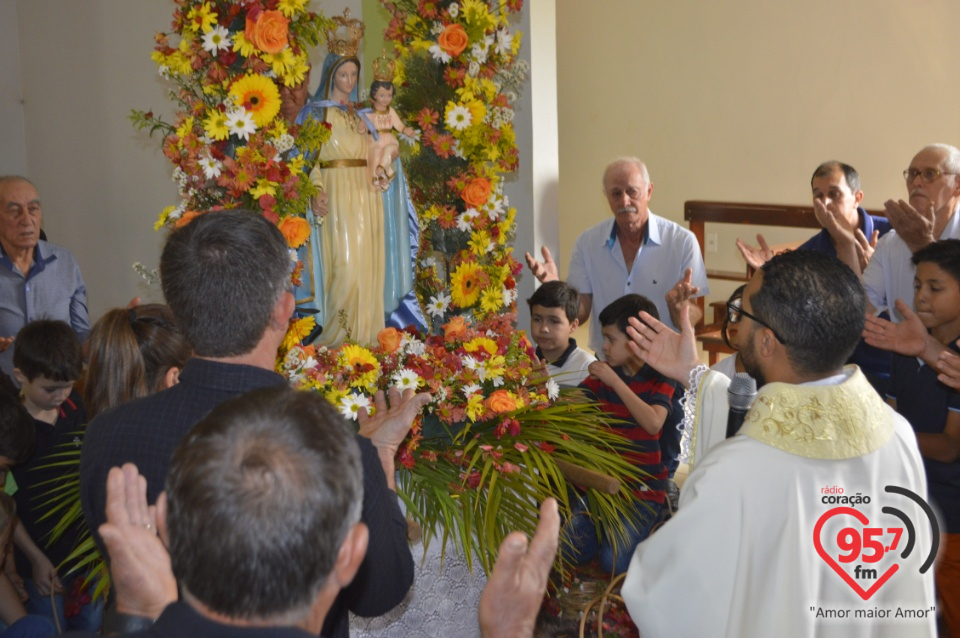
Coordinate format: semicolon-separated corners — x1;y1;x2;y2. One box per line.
555;1;960;316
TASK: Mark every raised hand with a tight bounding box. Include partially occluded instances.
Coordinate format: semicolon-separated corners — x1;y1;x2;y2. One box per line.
735;234;773;271
524;246;559;283
862;299;928;356
479;498;559;638
626;303;701;386
884;199;935;253
98;464;177;619
665;268;700;327
854;228;880;273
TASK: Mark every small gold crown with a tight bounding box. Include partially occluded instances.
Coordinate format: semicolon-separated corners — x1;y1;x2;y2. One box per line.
326;8;364;57
372;49;396;82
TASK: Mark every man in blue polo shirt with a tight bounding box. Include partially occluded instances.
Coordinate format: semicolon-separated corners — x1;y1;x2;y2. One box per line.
736;161;894;392
0;177;89;378
525;157;709;355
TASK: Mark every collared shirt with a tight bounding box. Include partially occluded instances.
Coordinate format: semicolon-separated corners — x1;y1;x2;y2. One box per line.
796;207;892;257
864;206;960;321
536;338;596;387
567;212;709;352
0;240;89;376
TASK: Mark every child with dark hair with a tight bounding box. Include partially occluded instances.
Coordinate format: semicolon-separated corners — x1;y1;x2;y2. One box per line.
887;238;960;635
526;281;595;387
8;320;100;632
566;294;676;574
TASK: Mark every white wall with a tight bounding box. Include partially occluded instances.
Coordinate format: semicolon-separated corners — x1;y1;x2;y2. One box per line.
0;0;27;175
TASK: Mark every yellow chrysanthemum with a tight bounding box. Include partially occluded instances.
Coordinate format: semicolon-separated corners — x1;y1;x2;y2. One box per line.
249;178;277;199
339;344;381;389
485;354;506;379
282;316;316;351
265;48;297;80
325;387;348;407
464;337;498;356
465;394;485;422
233;32;257;58
185;2;218;35
410;38;433;53
469;230;492;257
203;109;230;141
277;0;308;18
155;205;176;231
230;74;281;128
174;116;195;141
465;99;486;125
480;286;504;314
462;0;497;33
450;261;485;308
422;205;443;221
270;120;289;138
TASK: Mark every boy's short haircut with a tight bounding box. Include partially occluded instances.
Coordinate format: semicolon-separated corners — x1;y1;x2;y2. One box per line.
0;492;15;538
526;281;580;323
912;239;960;284
13;320;83;382
0;388;36;464
599;294;659;334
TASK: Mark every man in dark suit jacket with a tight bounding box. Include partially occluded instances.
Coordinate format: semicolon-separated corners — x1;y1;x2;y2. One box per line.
80;210;426;638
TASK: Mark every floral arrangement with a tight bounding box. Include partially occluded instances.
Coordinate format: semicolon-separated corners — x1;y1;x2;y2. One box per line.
279;313;649;573
130;0;333;269
379;0;528;330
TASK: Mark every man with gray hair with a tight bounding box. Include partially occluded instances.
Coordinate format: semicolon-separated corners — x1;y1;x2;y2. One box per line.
864;143;960;321
0;176;88;377
80;210;424;638
526;157;708;354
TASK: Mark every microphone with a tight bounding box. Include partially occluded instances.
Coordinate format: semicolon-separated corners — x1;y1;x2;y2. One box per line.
726;372;757;439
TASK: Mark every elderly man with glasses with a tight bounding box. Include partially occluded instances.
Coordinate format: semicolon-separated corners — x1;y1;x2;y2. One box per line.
863;143;960;321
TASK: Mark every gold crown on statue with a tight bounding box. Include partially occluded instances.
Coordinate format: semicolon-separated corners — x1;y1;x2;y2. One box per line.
326;8;364;57
372;49;396;82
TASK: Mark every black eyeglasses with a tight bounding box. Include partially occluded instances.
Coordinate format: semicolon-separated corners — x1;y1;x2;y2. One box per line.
726;299;787;345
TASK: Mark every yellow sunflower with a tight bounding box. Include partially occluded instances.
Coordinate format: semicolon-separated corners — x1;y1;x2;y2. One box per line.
229;74;281;128
282;316;315;351
450;261;485;308
464;337;498;356
339;344;381;389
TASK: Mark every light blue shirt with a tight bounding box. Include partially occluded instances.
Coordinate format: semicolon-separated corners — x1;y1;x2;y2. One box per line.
567;212;709;353
863;207;960;321
0;240;89;377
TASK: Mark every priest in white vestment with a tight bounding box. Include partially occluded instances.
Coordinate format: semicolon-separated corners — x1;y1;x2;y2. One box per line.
623;250;936;637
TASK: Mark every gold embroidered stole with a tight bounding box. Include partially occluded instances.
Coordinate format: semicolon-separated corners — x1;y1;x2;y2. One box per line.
739;366;894;460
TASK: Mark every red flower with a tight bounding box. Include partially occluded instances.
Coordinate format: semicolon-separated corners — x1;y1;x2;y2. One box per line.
444;66;466;88
415;108;440;129
432;133;456;159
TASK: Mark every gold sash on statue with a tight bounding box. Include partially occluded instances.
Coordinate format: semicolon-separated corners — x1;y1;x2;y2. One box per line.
739;366;893;460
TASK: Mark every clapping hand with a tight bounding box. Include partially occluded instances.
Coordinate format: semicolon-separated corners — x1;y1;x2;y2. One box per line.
626;303;701;387
735;234;774;271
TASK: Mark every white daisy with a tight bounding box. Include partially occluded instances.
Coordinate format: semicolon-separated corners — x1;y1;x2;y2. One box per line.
201;25;232;56
427;291;452;318
199;155;222;180
339;393;371;421
448;3;460;18
467;61;481;78
501;285;518;307
545;378;560;401
445;104;472;131
392;368;421;391
456;208;480;232
429;43;451;64
225;109;257;140
400;334;427;356
492;376;505;387
470;36;492;64
462;383;482;397
462;354;479;371
421;256;438;269
494;28;513;56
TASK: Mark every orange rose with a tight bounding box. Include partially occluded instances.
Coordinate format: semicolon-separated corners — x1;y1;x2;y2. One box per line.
278;216;310;248
245;10;290;54
437;24;469;57
443;315;468;342
377;327;402;354
175;210;203;228
461;177;491;208
486;389;516;414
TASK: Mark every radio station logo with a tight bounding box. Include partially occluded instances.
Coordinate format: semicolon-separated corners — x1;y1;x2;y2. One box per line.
813;485;938;601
